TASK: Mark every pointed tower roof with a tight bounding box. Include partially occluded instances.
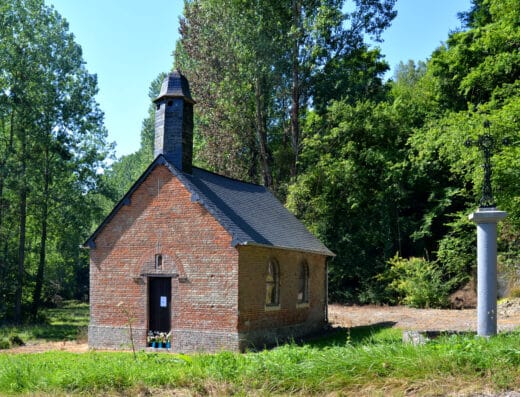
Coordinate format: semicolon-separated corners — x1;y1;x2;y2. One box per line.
154;70;195;104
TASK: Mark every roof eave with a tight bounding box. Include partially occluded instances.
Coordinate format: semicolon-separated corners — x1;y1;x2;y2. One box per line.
236;240;335;257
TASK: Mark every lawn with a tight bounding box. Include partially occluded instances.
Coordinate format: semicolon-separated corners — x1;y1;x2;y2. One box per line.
0;300;89;348
0;303;519;396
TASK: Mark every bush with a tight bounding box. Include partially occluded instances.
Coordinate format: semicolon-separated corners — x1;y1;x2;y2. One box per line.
9;335;25;347
383;255;451;308
0;339;9;350
510;287;520;298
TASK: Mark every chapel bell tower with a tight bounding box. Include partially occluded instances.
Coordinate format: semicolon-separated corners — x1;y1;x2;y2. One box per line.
153;70;195;174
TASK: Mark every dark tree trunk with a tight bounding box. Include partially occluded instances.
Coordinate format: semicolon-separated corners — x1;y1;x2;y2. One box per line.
14;119;27;324
290;0;301;180
32;147;50;317
255;78;273;189
15;167;26;324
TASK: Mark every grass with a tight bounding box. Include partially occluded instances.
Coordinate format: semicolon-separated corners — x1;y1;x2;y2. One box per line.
0;303;519;396
0;300;89;348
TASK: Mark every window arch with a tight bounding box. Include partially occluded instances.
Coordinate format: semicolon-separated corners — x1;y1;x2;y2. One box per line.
265;259;280;306
155;254;163;270
297;261;309;304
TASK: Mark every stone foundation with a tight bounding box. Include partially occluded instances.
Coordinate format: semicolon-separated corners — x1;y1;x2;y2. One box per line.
171;329;240;352
89;323;326;353
88;325;148;350
89;325;240;352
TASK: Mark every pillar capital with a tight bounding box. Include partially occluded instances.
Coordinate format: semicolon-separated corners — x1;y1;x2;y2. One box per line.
469;208;507;224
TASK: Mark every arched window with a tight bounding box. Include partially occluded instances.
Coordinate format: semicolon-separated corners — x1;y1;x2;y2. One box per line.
265;259;280;306
297;261;309;304
155;254;163;270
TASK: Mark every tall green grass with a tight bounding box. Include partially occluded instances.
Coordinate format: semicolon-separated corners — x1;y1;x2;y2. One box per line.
1;327;519;396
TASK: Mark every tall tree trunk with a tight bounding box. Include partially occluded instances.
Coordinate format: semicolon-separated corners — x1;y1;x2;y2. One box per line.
290;0;301;180
32;147;50;317
15;163;26;324
14;124;27;324
255;77;273;189
0;111;15;271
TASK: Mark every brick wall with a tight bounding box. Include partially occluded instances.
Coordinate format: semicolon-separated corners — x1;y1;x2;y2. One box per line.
89;165;239;351
237;245;328;350
89;164;328;352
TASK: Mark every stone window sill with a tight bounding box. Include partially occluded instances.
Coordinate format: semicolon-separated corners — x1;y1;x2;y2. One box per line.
264;304;281;311
296;302;309;309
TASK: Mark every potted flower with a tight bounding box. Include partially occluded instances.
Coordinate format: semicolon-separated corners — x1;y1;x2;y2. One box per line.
157;332;166;348
147;331;156;348
165;331;171;349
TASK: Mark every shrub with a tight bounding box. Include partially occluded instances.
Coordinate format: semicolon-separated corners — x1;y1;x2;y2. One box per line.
383;255;451;308
9;335;25;347
509;287;520;298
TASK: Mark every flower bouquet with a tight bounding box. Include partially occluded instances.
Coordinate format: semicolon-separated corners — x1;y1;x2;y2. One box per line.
147;331;171;349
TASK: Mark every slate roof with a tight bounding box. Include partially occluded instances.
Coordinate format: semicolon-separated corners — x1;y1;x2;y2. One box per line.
155;70;195;104
85;155;333;257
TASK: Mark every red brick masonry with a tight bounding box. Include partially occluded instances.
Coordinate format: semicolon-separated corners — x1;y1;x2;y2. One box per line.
89;165;328;352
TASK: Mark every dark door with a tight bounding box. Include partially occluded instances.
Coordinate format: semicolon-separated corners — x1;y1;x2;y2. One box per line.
148;277;171;332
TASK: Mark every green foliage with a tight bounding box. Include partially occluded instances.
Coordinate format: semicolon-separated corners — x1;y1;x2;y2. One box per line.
382;255;451;308
436;213;476;287
287;100;416;302
394;0;520;303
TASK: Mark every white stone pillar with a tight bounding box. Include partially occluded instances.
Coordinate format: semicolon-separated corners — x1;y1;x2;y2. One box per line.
469;208;507;336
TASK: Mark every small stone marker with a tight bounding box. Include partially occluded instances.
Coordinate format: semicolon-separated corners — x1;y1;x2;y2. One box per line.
402;330;428;345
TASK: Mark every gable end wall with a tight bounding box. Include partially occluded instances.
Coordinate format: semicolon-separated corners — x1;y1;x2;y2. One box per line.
89;165;239;352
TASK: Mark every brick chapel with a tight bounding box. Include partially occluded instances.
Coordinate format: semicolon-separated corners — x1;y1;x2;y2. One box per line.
85;70;333;352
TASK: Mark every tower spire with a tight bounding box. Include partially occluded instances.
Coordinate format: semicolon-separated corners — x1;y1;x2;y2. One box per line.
153;70;195;173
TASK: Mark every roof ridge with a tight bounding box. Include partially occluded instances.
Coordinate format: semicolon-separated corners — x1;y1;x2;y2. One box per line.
191;166;267;189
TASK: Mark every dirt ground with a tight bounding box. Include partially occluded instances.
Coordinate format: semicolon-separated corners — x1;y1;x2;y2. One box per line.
4;299;520;354
328;298;520;332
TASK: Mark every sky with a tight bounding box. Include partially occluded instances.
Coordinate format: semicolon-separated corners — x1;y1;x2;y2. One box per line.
45;0;472;159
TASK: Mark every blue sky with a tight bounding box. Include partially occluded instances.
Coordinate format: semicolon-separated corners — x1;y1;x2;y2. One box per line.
45;0;471;158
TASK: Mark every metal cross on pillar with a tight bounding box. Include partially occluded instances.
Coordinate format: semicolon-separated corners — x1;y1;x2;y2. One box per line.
466;121;507;337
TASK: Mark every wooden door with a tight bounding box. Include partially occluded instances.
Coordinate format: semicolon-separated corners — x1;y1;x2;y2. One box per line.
148;277;171;332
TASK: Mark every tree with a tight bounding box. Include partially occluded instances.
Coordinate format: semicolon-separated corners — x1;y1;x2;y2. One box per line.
175;0;396;193
287;100;412;301
0;0;111;321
